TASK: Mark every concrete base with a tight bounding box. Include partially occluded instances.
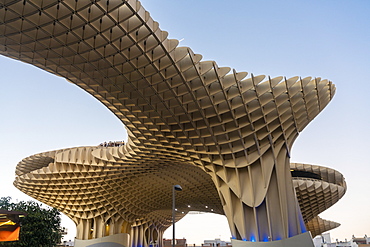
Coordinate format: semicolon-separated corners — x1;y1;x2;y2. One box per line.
74;233;130;247
231;232;314;247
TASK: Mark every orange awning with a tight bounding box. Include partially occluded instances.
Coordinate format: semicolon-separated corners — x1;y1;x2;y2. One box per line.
0;225;20;242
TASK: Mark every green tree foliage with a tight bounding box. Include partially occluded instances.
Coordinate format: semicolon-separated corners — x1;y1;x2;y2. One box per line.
0;197;63;247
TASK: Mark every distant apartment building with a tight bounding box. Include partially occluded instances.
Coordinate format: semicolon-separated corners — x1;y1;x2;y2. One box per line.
314;233;370;247
163;238;187;247
203;238;231;247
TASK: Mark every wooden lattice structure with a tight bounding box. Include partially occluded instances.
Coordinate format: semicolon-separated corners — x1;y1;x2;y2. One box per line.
0;0;343;245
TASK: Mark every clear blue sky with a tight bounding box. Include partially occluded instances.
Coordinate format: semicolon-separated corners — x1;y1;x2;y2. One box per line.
0;0;369;244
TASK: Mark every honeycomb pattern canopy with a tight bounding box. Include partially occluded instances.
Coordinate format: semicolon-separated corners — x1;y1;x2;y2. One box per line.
0;0;340;245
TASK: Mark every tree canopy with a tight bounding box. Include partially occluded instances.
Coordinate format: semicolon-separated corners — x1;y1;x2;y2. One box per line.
0;197;63;247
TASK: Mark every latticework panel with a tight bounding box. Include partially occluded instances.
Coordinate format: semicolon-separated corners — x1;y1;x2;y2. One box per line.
291;163;346;187
1;0;338;244
14;142;223;240
306;216;340;238
291;163;346;223
14;143;345;243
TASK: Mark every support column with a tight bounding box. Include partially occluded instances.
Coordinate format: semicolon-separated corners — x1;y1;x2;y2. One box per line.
83;219;92;240
131;222;163;247
209;145;305;242
95;217;104;238
92;219;97;239
109;221;115;236
76;220;84;240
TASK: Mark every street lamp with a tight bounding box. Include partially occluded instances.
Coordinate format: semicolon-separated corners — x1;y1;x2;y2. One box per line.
172;185;182;247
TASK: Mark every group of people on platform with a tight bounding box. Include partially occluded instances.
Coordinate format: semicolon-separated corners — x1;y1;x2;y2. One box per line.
99;141;125;147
